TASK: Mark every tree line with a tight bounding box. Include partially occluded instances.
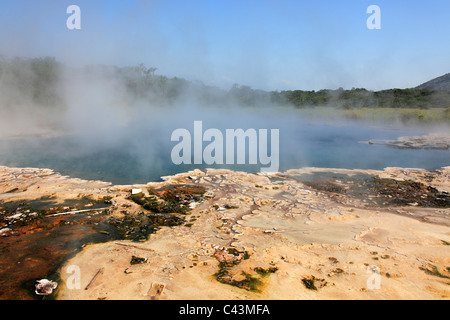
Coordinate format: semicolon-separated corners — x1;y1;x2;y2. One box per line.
1;56;449;111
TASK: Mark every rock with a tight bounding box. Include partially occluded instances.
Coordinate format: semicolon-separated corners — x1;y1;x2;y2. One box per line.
131;188;143;195
204;191;214;198
0;228;12;237
5;213;24;221
35;279;58;295
189;202;200;209
213;246;247;265
366;135;450;150
104;198;115;205
130;256;148;265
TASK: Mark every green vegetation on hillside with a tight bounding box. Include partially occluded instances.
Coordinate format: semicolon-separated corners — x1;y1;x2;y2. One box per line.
271;87;450;110
416;73;450;91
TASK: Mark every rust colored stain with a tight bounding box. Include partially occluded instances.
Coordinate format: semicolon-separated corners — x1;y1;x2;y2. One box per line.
0;214;108;300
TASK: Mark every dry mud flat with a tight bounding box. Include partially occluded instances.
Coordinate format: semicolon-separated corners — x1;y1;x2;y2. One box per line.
0;165;449;300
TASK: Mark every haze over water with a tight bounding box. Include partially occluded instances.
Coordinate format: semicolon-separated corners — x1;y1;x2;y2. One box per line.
1;110;448;185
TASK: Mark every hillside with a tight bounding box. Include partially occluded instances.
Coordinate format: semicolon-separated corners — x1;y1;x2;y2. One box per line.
416;73;450;90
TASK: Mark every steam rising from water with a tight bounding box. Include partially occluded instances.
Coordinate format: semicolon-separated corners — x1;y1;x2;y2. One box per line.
0;59;449;184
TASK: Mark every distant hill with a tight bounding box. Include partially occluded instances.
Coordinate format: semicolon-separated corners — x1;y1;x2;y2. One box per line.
416;73;450;90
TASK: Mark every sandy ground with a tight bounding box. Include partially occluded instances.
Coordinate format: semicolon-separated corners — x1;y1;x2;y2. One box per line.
1;165;449;300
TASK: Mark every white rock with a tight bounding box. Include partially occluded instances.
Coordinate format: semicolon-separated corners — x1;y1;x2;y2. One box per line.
204;191;214;198
0;228;12;236
35;279;58;295
6;213;23;220
132;188;143;195
189;202;199;209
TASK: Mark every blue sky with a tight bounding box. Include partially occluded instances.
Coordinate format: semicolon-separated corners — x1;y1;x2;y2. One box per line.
0;0;449;91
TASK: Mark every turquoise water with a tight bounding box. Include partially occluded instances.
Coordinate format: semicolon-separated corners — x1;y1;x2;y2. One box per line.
0;116;449;185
